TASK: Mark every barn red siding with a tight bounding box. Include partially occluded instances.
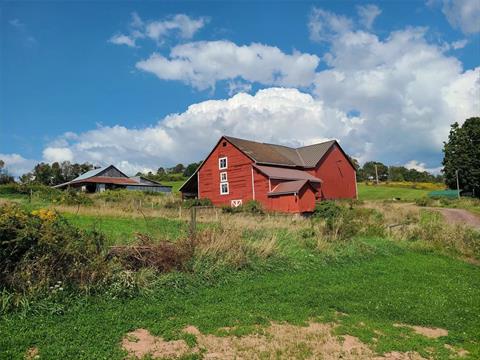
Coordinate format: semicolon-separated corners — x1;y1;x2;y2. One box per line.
192;137;355;213
308;145;356;200
250;168;316;213
198;140;254;206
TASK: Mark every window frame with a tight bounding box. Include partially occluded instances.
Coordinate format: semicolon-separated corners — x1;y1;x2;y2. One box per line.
220;172;228;182
219;157;228;170
220;182;229;195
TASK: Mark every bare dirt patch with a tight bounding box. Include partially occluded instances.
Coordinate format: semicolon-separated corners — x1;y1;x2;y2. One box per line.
122;322;427;359
24;347;39;360
394;323;448;338
122;328;191;359
444;344;469;358
433;208;480;230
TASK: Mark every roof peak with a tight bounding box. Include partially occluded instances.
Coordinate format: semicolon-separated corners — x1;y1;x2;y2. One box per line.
224;135;337;168
224;135;335;150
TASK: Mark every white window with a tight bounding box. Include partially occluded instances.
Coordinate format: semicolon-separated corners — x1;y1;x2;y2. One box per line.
219;157;227;170
220;172;228;182
220;182;229;195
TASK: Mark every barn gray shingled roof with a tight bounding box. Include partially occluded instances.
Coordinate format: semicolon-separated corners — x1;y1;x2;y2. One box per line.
225;136;336;168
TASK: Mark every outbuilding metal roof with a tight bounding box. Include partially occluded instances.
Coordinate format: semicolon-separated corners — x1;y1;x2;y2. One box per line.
72;167;108;181
268;180;311;196
225;136;337;168
253;164;322;182
69;176;138;185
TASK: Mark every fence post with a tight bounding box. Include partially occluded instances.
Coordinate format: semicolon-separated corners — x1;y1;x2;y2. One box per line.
189;206;197;239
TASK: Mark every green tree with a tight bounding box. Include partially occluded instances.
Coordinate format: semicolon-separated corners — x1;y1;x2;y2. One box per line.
183;161;202;177
0;160;15;184
362;161;388;182
170;164;185;174
442;117;480;197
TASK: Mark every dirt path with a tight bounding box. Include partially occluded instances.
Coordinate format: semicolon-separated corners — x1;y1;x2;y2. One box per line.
430;207;480;230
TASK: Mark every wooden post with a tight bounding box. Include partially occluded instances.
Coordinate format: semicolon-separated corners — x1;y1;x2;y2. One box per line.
375;164;379;185
456;169;460;199
189;206;197;239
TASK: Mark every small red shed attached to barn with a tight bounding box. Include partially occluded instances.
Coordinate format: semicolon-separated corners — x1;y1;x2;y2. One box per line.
180;136;357;213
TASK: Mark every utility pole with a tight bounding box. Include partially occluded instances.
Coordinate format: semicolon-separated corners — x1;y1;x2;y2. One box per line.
455;170;460;199
375;164;379;185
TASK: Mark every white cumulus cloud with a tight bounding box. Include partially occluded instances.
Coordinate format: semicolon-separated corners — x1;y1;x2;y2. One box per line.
36;88;354;174
135;41;320;90
442;0;480;34
357;4;382;29
109;34;136;47
312;25;480;164
109;12;207;47
308;7;353;42
43;147;74;163
0;153;37;177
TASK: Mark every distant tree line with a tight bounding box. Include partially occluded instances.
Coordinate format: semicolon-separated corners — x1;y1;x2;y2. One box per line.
19;162;95;186
352;160;444;183
136;161;203;182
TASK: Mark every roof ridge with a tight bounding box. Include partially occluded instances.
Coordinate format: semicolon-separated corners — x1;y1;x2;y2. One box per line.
295;139;336;150
294;148;306;166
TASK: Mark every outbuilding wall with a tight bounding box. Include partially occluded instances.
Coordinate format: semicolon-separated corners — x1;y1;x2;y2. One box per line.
307;145;357;200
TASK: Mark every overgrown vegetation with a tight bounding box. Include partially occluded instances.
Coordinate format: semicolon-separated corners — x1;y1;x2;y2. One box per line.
0;205;110;310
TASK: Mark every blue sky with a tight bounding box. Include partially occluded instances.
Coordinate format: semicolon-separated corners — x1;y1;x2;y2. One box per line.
1;0;479;176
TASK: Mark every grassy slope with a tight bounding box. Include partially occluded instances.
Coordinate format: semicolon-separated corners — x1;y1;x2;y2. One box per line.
64;213;188;245
358;184;430;201
1;238;479;359
161;180;186;193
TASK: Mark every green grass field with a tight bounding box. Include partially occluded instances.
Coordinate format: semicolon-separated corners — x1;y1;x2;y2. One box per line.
63;213;189;245
1;237;479;359
358;183;430;201
161;180;186;193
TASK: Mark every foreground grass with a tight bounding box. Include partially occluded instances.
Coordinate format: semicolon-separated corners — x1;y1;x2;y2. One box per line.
358;183;430;201
1;237;479;359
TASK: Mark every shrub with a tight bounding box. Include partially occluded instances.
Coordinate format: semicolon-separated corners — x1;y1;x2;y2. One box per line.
0;183;62;201
0;204;110;295
243;200;264;215
312;201;343;220
59;188;93;206
415;197;435;207
183;198;213;208
221;205;243;214
94;189;145;203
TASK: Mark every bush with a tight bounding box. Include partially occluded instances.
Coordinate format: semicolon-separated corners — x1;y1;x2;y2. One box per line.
0;183;62;201
243;200;264;215
0;204;110;295
183;198;212;208
59;188;93;206
94;189;145;203
312;201;343;220
221;205;243;214
415;197;435;207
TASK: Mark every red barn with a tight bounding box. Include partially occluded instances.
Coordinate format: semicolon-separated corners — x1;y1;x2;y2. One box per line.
179;136;357;213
